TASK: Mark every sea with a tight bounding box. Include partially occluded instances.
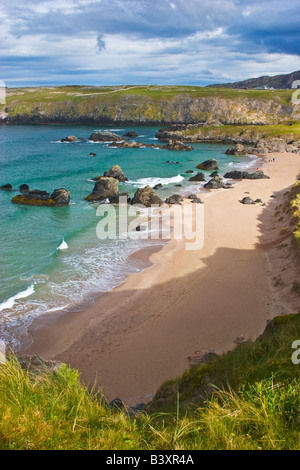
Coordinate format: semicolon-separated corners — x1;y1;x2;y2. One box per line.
0;124;260;350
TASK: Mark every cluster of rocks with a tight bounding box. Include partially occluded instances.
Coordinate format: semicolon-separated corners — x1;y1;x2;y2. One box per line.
1;181;71;207
12;188;70;206
0;183;29;192
224;170;269;180
108;139;193;151
225;139;300;156
60;131;194;152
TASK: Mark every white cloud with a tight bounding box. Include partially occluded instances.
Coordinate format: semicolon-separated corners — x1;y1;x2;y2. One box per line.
0;0;299;86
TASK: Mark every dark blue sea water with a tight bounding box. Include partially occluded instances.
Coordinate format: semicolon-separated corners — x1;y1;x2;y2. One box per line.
0;124;259;348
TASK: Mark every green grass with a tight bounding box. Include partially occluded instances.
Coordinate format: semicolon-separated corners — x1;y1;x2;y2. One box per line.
288;181;300;251
182;123;300;140
2;85;297;124
0;313;300;450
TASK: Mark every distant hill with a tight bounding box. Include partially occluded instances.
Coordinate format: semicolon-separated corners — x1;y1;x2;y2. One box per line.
208;70;300;89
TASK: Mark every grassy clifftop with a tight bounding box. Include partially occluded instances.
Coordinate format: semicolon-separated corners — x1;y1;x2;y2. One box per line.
1;85;299;125
0;312;299;450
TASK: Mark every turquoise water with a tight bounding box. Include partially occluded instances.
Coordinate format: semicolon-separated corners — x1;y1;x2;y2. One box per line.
0;124;259;348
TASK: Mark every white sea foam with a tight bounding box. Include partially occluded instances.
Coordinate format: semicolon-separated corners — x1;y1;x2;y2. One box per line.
57;239;68;250
126;174;184;188
0;284;35;312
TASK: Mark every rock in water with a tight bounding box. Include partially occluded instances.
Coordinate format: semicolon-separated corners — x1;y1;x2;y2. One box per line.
225;144;246;155
50;188;70;206
88;131;122;142
123;131;138;137
0;184;13;191
19;184;29;192
61;136;77;142
189;172;206;182
12;188;70;206
85;177;119;202
164;140;194;151
196;159;219;171
131;186;163;207
103;165;128;182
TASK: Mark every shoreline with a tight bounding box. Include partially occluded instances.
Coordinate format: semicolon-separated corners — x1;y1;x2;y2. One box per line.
23;152;300;406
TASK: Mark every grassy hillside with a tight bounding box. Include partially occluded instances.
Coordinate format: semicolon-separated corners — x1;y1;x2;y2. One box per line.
0;312;299;450
1;85;299;125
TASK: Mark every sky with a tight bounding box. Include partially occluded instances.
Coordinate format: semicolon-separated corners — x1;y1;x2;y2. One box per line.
0;0;300;87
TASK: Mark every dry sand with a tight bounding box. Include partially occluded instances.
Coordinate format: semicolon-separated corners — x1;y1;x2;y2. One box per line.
24;152;300;406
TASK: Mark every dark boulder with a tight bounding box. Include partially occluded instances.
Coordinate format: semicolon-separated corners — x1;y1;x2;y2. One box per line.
123;131;138;138
196;159;218;171
225;144;246;155
224;170;270;180
61;135;77;142
86;177;119;202
103;165;128;182
19;184;29;192
164;140;194;151
191;197;203;203
241;197;255;205
165;194;184;205
0;184;13;191
131;186;163;207
50;188;70;206
89;131;122;142
12;189;70;206
204;176;225;189
189;172;206;182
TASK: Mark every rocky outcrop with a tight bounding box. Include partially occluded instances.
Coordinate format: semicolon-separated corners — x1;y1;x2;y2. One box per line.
12;188;70;206
50;188;71;205
131;186;163;207
224;170;270;180
196;159;219;171
163;140;194;151
85;177;119;202
109;140;193;151
89;131;122;142
4;85;299;126
61;135;77;142
165;194;184;205
225;144;247;155
204;176;225;189
103;165;128;182
123;131;138;137
248;138;296;154
0;184;13;191
188;194;203;203
156;125;300;149
19;184;29;192
241;197;255;205
110;141;143;149
189;172;206;182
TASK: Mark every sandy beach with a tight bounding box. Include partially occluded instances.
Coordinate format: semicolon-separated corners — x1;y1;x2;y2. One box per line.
24;152;300;406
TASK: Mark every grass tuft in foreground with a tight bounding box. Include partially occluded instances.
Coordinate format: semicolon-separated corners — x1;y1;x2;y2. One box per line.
0;313;300;450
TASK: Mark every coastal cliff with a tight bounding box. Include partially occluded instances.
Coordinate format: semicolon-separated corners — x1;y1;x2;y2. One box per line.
1;85;299;126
